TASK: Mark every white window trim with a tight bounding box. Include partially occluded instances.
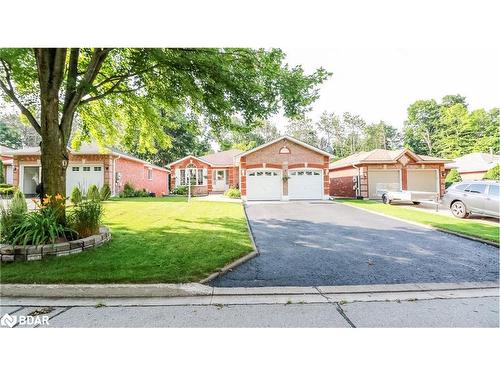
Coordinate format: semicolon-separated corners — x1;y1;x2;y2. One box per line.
147;168;153;181
19;164;42;195
179;165;205;186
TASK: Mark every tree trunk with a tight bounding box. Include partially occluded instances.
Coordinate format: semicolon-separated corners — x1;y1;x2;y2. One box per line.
40;103;68;199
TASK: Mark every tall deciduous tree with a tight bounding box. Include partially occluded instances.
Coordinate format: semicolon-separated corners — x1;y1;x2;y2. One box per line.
285;117;320;147
403;99;441;155
362;121;401;151
0;48;330;202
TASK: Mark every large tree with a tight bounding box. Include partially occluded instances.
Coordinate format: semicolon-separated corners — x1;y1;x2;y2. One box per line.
0;48;329;201
285;117;320;148
403;99;441;155
362;121;401;151
217;118;281;151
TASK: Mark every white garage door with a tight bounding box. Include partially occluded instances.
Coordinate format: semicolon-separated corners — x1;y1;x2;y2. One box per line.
246;169;282;200
407;169;438;192
66;164;104;194
368;170;401;198
288;169;323;200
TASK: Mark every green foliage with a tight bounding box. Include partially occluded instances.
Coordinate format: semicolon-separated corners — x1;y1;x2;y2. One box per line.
0;197;26;244
171;186;188;195
68;200;104;238
403;95;499;158
87;184;101;201
0;160;4;183
0;121;22;149
119;182;150;198
224;187;241;199
12;205;72;246
70;186;83;205
218;118;281;151
100;184;111;201
11;190;28;215
445;169;462;188
483;164;500;180
0;186;15;196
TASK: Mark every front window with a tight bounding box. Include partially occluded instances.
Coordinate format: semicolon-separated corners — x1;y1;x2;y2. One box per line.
179;164;203;185
147;169;153;180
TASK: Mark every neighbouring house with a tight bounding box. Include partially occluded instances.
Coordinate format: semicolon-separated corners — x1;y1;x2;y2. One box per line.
169;136;332;200
329;149;448;199
1;145;15;184
445;152;500;181
8;143;169;197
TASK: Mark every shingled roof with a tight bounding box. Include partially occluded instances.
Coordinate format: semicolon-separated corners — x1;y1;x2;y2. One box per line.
199;149;242;165
330;148;448;169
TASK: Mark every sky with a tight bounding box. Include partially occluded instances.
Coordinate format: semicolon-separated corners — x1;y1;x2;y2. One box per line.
273;48;500;131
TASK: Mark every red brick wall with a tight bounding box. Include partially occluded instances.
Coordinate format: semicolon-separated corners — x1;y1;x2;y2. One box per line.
241;139;330;198
115;157;168;196
329;166;358;197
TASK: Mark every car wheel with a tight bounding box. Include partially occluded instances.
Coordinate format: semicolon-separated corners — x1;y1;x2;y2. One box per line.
451;201;469;218
382;194;391;204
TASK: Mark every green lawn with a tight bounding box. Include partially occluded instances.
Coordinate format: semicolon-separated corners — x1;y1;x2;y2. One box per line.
339;199;499;244
0;197;253;284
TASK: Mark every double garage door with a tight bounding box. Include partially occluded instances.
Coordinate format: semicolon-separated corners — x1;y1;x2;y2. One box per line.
246;169;323;201
368;169;438;198
66;164;104;194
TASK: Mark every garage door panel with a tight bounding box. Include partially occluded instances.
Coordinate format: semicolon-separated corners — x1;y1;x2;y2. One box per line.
368;170;400;198
66;164;104;194
246;169;281;200
407;170;438;192
288;169;323;200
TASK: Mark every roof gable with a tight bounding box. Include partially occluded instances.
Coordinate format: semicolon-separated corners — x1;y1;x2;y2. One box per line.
237;136;332;159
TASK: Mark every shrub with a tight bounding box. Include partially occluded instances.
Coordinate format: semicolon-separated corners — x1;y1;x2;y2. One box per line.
224;187;241;199
70;186;83;205
87;184;101;201
172;186;188;195
12;204;73;246
0;185;15;197
122;182;136;197
0;202;26;244
11;190;28;215
68;200;104;238
483;164;500;180
100;183;111;200
445;169;462;188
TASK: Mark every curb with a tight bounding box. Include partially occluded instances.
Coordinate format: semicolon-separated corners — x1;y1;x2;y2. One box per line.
1;282;497;304
338;201;499;248
0;283;212;298
198;203;260;284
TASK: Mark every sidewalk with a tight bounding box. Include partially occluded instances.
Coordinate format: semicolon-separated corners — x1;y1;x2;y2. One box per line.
1;282;498;327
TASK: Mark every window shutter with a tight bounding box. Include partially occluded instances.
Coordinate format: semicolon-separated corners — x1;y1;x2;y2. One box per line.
175;168;180;186
203;168;208;185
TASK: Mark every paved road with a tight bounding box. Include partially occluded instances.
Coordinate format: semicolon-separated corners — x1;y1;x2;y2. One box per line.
1;297;497;328
212;201;499;287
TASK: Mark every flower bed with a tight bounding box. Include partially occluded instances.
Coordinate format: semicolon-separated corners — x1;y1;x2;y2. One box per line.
0;226;111;262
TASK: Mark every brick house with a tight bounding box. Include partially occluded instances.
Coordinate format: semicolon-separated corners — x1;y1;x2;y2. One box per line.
169;136;332;200
1;145;15;184
8;143;169;197
329;149;448;199
445;152;500;181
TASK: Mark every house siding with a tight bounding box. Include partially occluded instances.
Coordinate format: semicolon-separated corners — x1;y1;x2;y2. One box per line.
115;157;168;196
12;153;168;197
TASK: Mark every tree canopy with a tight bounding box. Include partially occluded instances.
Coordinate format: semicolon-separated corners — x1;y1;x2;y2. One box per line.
403;95;499;158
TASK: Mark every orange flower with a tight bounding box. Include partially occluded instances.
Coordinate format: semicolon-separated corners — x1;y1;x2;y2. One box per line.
42;196;51;206
55;193;64;201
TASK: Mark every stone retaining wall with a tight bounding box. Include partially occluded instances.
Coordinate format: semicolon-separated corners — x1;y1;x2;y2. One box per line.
0;226;111;263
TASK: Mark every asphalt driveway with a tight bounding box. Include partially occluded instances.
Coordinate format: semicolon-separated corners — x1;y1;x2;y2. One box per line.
211;201;499;287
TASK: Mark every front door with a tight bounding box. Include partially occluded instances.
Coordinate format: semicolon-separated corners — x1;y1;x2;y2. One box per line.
22;166;40;196
213;170;227;191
